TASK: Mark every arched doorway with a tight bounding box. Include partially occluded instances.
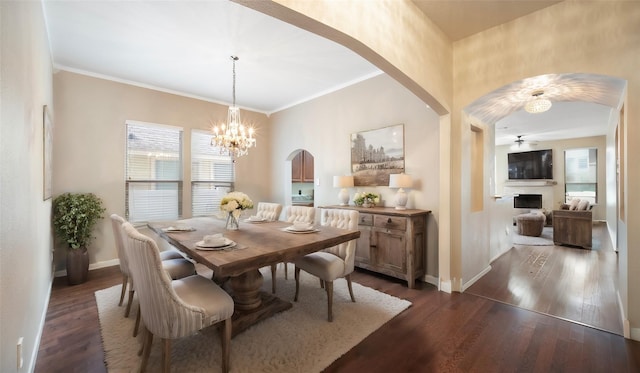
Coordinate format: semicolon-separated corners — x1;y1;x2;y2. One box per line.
462;72;626;335
289;149;315;207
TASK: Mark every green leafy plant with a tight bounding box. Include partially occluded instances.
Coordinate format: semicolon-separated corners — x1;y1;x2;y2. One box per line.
353;192;380;206
52;193;106;249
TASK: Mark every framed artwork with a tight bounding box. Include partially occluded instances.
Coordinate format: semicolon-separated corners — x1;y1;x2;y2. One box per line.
43;105;53;200
350;124;405;186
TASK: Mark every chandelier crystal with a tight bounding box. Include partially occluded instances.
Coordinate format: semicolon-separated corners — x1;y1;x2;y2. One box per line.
524;90;552;114
211;56;256;157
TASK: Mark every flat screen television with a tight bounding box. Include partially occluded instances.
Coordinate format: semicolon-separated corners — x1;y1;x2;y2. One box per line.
508;149;553;180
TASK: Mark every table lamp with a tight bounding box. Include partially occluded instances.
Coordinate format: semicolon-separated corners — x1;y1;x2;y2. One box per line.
389;173;413;210
333;175;354;206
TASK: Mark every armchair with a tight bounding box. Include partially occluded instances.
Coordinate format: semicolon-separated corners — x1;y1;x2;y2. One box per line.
552;198;593;249
293;208;359;321
269;205;316;293
121;222;234;373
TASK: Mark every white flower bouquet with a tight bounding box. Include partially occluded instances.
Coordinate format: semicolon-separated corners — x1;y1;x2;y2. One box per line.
220;191;254;218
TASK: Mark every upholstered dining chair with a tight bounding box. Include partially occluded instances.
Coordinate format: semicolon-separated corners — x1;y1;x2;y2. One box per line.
121;222;234;373
293;208;359;321
269;205;316;293
110;214;196;320
256;202;283;221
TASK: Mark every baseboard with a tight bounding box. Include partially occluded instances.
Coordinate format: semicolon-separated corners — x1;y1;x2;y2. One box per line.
54;258;120;277
423;274;439;287
618;290;632;339
30;273;54;373
439;279;452;293
462;265;492;292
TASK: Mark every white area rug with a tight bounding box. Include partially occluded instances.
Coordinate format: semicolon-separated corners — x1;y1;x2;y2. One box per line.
96;268;411;372
512;226;554;246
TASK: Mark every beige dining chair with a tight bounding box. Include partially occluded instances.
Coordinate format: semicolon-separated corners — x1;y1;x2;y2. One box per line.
269;205;316;293
110;214;196;325
293;208;359;321
121;222;234;373
256;202;283;221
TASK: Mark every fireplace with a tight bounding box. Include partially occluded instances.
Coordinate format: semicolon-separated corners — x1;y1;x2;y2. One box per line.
514;194;542;209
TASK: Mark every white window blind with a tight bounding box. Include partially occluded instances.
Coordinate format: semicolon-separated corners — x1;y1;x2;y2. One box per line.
191;129;234;216
565;148;597;204
126;121;183;222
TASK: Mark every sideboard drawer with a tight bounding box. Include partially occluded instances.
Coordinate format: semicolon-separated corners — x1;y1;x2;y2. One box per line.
359;213;374;226
373;215;407;231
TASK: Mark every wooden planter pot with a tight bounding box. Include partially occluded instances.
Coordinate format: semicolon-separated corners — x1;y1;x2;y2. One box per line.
66;247;89;285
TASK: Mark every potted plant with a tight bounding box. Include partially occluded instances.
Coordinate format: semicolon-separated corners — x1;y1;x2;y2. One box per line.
353;192;380;208
52;192;105;285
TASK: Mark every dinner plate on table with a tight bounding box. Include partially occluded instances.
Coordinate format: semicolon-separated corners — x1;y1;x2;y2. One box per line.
283;226;319;234
163;226;195;232
244;217;267;223
195;239;236;251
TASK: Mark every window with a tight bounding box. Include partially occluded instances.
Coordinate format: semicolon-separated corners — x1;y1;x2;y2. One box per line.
565;148;597;204
191;129;234;216
126;121;182;222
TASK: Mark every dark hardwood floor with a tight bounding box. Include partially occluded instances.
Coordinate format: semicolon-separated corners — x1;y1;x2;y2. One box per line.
466;222;622;335
36;261;640;372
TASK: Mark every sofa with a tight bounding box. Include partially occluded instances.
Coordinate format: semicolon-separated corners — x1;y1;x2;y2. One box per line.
552;198;593;249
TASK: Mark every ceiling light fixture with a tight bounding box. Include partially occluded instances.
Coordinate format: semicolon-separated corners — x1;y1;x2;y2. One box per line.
211;56;256;157
524;90;552;114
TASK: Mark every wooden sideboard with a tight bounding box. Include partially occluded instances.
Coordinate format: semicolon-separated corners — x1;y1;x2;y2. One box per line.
323;205;430;288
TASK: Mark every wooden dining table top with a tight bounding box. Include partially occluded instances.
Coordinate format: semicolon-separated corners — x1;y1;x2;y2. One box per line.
148;216;360;278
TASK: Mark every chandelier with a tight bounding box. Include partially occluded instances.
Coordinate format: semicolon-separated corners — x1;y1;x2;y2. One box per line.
524;90;552;114
211;56;256;157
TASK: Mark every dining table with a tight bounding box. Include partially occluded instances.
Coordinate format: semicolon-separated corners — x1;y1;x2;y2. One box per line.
148;215;360;336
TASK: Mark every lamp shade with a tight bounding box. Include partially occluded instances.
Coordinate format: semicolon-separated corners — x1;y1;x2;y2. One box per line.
389;174;412;189
333;175;354;188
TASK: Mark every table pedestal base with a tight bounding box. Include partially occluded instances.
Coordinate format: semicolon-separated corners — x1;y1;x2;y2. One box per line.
228;268;292;337
230;291;292;337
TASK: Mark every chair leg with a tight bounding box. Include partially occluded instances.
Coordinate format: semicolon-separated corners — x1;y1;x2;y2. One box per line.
294;267;301;302
270;264;277;294
139;330;153;373
346;274;356;302
162;338;171;373
118;275;128;306
133;304;141;337
320;279;324;288
137;325;146;356
284;262;288;279
326;281;334;322
124;282;135;317
220;318;232;373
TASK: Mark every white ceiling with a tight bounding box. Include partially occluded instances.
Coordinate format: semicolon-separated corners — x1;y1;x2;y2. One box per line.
42;1;624;144
43;0;382;114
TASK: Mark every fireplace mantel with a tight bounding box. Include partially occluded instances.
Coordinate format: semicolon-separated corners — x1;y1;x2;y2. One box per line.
504;180;557;187
503;180;558;211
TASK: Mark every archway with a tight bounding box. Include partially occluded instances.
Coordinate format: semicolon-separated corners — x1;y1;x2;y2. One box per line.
461;72;626;334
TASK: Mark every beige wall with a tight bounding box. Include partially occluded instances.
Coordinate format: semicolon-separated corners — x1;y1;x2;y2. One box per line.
269;73;441;279
52;71;272;268
0;2;54;371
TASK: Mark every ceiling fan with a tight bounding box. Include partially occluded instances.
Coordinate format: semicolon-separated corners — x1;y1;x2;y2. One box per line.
511;135;537;150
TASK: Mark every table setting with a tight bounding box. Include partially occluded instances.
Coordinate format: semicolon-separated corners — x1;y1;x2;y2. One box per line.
195;233;236;251
282;221;319;234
